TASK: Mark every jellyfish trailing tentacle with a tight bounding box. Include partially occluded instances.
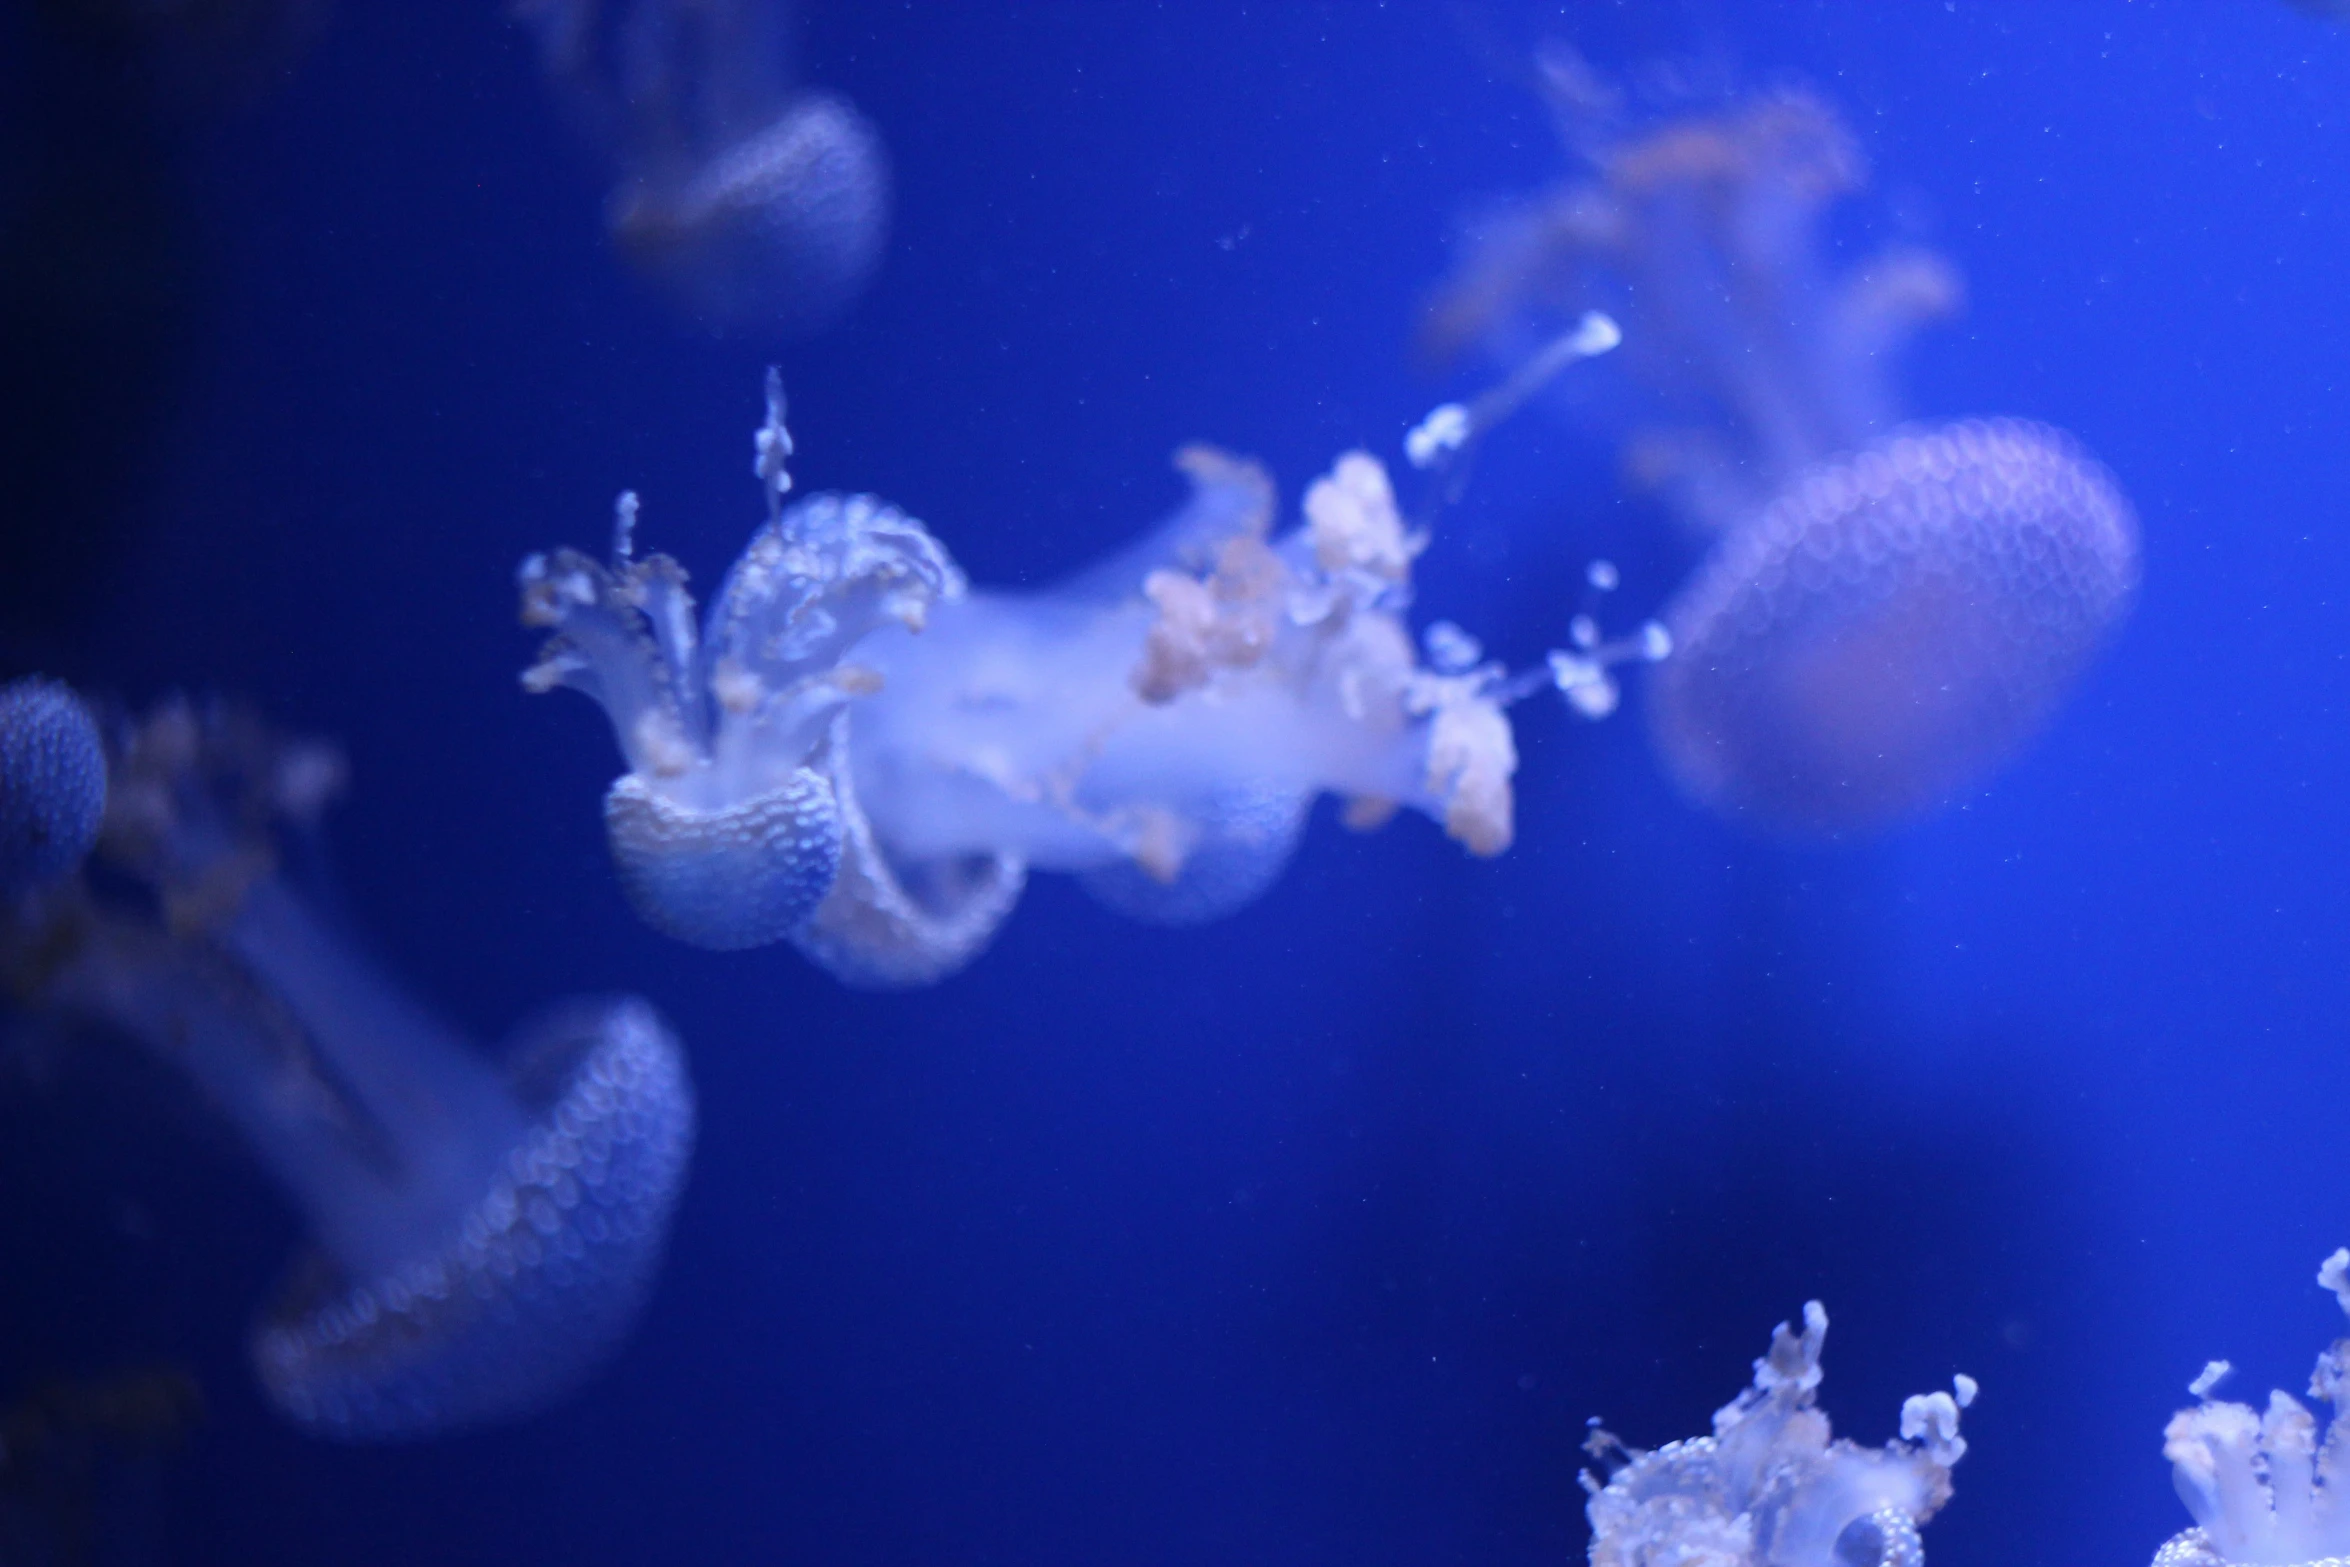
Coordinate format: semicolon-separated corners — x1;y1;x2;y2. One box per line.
5;697;696;1440
2152;1249;2350;1567
1583;1299;1973;1567
1425;55;2140;835
520;369;1649;986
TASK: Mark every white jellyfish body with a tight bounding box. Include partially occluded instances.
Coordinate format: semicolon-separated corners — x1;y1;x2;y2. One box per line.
6;697;696;1440
0;677;106;892
2153;1250;2350;1567
1425;67;2140;836
519;0;889;335
520;378;1642;986
1584;1300;1972;1567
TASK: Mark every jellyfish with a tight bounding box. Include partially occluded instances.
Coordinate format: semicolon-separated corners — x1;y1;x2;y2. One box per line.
1582;1299;1974;1567
2;696;696;1440
0;677;106;894
518;366;1655;986
2152;1249;2350;1567
1424;58;2141;836
515;0;888;335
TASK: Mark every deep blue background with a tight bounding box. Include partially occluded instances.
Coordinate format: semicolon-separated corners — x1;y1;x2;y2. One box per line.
6;2;2350;1563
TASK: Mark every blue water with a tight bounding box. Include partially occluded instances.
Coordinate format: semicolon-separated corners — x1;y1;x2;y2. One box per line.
5;2;2349;1562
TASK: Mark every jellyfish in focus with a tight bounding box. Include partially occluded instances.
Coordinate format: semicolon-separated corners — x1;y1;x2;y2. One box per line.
2;697;696;1440
2153;1249;2350;1567
518;367;1655;987
0;677;105;894
1425;59;2141;836
516;0;888;335
1582;1299;1974;1566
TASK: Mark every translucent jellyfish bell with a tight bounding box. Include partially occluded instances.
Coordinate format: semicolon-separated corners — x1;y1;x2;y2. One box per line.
518;0;889;335
2153;1250;2350;1567
1583;1300;1974;1567
607;91;888;333
1650;419;2140;833
521;372;1648;986
1425;61;2141;836
0;677;106;893
6;697;696;1440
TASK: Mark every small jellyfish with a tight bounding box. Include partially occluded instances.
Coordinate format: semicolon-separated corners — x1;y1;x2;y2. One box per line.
1583;1300;1974;1567
5;697;696;1440
0;677;106;893
2152;1249;2350;1567
1425;59;2140;835
519;371;1652;986
516;0;889;335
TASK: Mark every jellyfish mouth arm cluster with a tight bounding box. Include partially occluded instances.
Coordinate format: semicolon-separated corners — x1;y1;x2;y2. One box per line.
518;372;1661;981
2153;1250;2350;1567
1583;1300;1972;1567
1425;56;1962;533
849;445;1518;867
4;697;696;1440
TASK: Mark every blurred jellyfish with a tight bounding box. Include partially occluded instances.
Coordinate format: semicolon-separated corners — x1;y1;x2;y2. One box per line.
2153;1249;2350;1567
1425;57;2140;836
518;367;1655;987
515;0;888;335
0;677;105;894
2;696;696;1440
1583;1299;1973;1567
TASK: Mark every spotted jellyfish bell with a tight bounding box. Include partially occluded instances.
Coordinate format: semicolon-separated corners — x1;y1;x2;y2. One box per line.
0;676;106;893
517;0;890;336
608;91;891;337
519;371;962;951
1648;418;2140;834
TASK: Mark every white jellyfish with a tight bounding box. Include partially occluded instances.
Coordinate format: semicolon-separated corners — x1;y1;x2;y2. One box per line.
3;696;696;1440
1583;1299;1974;1567
515;0;889;334
1425;59;2140;836
2153;1249;2350;1566
519;366;1656;987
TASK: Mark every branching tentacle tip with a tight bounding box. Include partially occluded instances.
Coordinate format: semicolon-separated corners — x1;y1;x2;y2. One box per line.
756;365;796;517
1405;403;1471;471
1572;309;1623;355
2320;1248;2350;1315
